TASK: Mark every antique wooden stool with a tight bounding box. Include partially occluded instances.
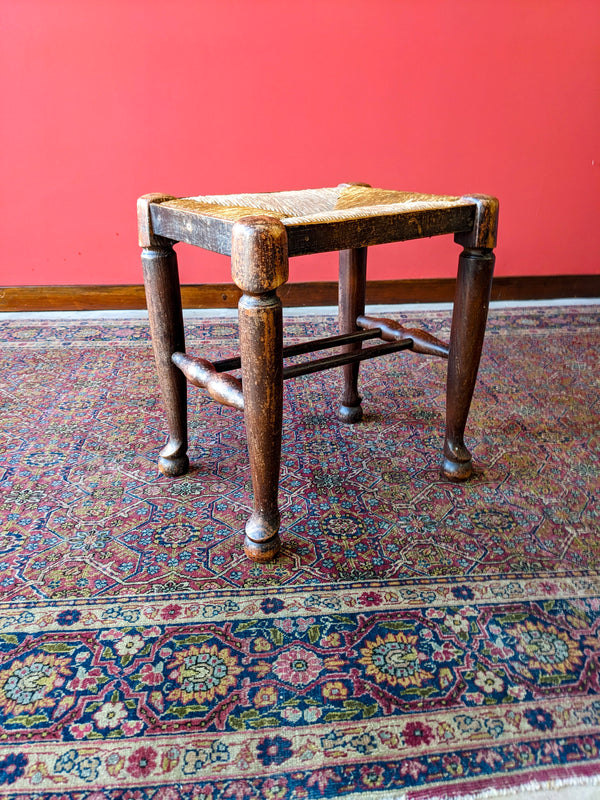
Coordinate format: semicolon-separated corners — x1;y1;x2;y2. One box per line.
138;184;498;562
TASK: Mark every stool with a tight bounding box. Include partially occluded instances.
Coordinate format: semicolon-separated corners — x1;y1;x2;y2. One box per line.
137;184;498;562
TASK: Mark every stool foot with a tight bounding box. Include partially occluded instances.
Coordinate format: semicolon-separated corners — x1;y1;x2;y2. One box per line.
244;513;282;562
158;440;189;477
441;442;473;482
338;403;363;424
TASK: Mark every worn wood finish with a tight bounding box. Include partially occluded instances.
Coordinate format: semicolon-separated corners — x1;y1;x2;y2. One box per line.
213;330;382;373
139;194;189;477
357;315;449;358
232;217;288;562
141;244;189;478
338;248;367;423
171;353;244;411
149;204;233;255
209;328;412;382
150;201;476;256
137;193;176;248
455;194;499;251
442;245;495;480
282;338;413;380
442;196;498;480
286;208;475;256
3;275;598;312
139;184;502;562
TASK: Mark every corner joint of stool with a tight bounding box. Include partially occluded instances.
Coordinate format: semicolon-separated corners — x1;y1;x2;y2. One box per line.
231;215;289;295
454;194;499;251
137;193;177;248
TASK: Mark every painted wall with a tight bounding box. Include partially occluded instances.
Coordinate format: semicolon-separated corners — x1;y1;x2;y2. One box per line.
2;0;599;287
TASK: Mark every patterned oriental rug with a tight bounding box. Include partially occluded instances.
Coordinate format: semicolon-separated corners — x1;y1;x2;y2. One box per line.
0;305;599;800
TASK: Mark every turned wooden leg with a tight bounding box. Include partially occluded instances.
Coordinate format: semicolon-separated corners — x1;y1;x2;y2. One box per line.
232;216;289;561
139;196;188;477
338;247;367;423
443;246;495;479
443;195;498;480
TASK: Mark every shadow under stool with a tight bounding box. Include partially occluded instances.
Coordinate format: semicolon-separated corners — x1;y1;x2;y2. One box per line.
138;184;499;562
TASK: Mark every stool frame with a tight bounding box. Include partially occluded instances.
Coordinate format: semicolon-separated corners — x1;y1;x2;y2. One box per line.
138;185;498;562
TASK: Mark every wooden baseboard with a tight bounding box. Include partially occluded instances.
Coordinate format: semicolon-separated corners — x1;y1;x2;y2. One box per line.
1;276;598;312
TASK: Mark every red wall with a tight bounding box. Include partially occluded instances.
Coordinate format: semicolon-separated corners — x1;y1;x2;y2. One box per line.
2;0;599;287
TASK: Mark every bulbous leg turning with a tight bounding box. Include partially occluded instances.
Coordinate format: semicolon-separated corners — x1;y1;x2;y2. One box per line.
244;511;282;562
158;440;189;477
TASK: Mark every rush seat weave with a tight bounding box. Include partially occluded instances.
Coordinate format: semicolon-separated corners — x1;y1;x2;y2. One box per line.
161;185;472;223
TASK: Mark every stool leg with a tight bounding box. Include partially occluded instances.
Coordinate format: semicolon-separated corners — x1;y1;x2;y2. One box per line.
239;292;283;561
442;246;495;480
142;242;189;476
232;216;289;562
338;247;367;423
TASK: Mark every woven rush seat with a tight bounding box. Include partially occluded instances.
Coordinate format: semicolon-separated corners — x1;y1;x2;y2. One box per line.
138;183;499;562
159;185;473;223
143;184;483;257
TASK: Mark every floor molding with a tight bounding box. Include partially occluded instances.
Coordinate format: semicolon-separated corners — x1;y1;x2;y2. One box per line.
1;276;598;312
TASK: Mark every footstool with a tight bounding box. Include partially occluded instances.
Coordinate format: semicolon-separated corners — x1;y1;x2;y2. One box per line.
137;184;498;561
